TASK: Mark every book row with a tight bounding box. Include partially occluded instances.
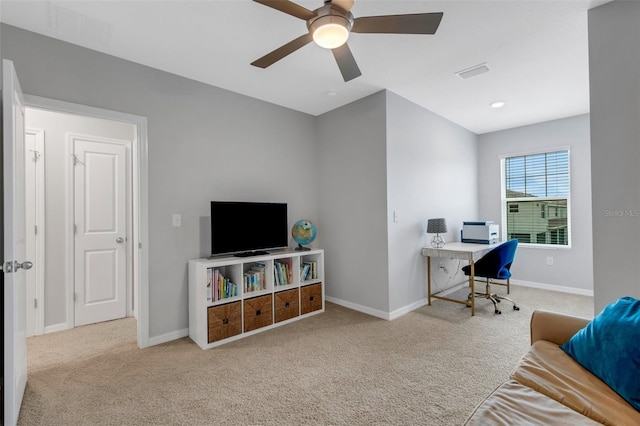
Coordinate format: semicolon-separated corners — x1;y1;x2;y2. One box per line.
207;268;238;302
301;261;318;282
274;259;293;286
207;259;320;302
244;262;267;293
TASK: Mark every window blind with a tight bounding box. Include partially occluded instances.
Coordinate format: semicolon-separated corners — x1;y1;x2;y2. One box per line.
503;150;570;246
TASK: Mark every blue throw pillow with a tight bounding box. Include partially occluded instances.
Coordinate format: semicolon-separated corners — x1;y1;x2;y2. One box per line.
560;296;640;411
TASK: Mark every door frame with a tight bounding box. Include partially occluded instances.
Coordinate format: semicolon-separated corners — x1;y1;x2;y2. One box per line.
69;133;132;326
23;95;150;349
25;128;46;337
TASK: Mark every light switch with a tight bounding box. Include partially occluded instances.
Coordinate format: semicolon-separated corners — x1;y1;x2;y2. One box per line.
172;214;182;227
393;210;399;223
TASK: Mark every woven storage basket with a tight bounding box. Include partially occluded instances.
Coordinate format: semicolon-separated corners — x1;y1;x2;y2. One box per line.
301;283;323;315
244;294;273;332
274;288;300;323
207;301;242;343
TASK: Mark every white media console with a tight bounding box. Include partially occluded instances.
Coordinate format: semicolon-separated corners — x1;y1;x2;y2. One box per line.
188;248;324;349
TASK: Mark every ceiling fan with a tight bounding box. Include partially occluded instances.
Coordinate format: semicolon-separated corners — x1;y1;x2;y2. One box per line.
251;0;444;82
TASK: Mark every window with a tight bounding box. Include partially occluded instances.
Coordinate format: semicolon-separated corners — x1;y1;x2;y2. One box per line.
511;233;531;243
502;150;570;246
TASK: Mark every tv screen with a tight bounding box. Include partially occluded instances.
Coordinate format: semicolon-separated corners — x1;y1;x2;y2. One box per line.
211;201;288;256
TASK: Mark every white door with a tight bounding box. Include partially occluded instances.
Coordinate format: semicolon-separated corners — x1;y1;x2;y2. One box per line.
73;137;127;327
3;59;30;426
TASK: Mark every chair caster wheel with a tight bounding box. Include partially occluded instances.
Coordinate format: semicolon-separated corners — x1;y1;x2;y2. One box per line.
495;310;502;314
513;306;520;311
496;299;501;303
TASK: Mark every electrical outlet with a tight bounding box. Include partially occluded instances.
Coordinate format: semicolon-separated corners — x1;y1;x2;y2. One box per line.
546;256;554;266
172;213;182;227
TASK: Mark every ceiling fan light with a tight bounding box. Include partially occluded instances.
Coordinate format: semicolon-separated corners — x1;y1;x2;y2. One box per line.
308;13;352;49
313;22;350;49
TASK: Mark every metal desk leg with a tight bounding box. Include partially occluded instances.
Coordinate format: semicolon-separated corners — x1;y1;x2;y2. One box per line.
427;256;431;305
470;261;475;316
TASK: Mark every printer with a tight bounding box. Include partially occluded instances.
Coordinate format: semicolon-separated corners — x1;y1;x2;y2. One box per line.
461;221;499;244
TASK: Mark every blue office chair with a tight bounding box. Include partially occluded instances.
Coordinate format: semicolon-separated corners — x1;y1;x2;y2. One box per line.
462;239;520;314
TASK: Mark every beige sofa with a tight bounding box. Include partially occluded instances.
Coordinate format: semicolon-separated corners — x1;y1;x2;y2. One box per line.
465;310;640;425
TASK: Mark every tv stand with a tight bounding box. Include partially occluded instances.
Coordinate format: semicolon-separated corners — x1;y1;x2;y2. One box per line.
188;249;324;349
234;250;269;258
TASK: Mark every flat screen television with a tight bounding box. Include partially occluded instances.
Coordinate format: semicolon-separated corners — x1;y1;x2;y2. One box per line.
210;201;288;257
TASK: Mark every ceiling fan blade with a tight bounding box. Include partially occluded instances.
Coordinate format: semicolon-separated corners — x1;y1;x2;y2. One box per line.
332;43;362;82
352;12;443;34
251;33;314;68
253;0;317;21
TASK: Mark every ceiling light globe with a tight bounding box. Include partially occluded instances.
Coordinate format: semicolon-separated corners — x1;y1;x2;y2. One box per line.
313;23;350;49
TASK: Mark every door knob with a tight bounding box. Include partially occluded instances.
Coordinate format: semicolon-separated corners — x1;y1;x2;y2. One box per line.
15;261;33;270
116;237;124;243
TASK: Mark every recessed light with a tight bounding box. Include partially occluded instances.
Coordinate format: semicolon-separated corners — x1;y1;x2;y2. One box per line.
490;101;506;109
325;90;337;97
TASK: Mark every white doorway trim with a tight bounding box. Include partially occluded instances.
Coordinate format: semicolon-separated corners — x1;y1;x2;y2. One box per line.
24;94;150;349
25;128;46;337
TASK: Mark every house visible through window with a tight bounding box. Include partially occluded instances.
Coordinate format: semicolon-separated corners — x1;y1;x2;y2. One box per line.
502;150;570;246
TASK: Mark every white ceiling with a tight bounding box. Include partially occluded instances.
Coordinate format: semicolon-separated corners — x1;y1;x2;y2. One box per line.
1;0;611;134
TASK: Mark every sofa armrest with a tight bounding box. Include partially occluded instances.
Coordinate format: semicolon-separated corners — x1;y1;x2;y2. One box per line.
530;309;590;346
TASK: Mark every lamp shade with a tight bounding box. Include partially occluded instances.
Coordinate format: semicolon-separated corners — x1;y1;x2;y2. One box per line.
427;218;447;234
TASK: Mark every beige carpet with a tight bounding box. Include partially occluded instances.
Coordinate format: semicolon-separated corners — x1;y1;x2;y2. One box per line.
19;285;593;425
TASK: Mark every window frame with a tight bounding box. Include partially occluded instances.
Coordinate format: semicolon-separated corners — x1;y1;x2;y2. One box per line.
500;147;572;249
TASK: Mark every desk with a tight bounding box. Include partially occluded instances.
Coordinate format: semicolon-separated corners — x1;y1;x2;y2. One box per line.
422;242;502;316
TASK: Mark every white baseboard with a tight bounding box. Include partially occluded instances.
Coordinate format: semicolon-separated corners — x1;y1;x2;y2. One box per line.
44;322;72;334
511;279;594;297
147;328;189;347
326;280;592;323
389;299;428;320
325;296;391;320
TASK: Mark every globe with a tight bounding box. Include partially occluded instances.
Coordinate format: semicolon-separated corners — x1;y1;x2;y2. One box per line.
292;219;317;251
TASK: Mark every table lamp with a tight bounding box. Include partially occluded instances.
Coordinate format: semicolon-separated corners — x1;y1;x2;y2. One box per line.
427;218;447;248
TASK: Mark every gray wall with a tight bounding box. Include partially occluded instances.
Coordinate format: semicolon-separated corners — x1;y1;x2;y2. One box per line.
316;91;390;314
478;114;593;293
588;1;640;313
386;91;478;313
316;91;479;316
1;24;319;339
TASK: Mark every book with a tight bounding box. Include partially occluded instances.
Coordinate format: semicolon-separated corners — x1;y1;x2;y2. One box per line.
274;260;290;286
212;268;236;301
300;261;318;281
300;263;311;282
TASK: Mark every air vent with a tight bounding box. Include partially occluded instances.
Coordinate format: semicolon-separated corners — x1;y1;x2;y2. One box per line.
455;63;490;80
49;3;111;45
